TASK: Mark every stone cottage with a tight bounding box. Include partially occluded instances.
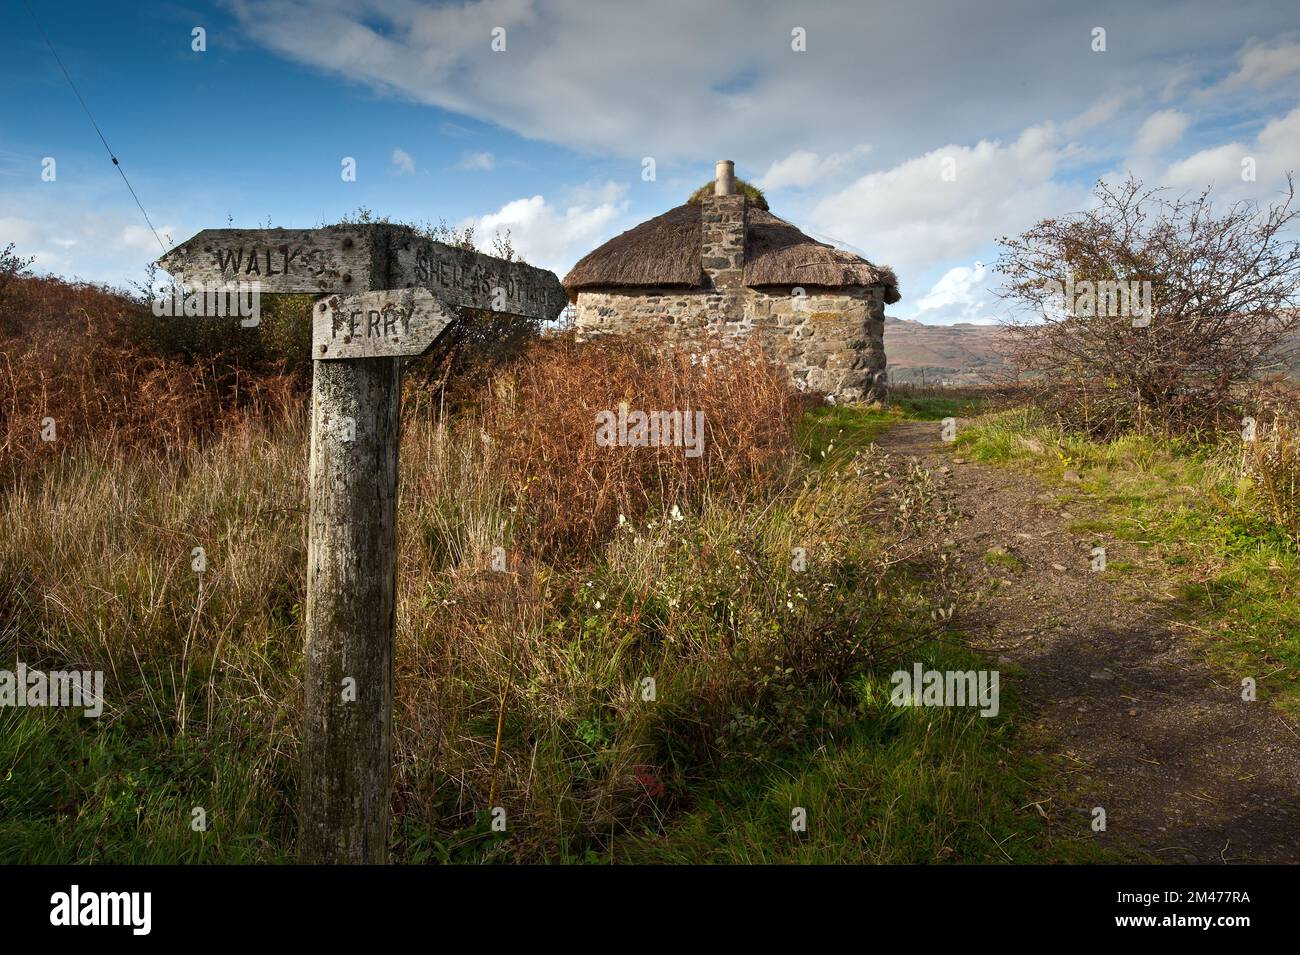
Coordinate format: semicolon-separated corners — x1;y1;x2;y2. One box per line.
563;160;899;402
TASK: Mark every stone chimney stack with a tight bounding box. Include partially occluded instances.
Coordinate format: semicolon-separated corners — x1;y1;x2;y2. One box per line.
702;160;746;291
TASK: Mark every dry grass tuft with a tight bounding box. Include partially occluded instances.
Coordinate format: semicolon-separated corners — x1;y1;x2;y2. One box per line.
481;333;802;559
1243;382;1300;548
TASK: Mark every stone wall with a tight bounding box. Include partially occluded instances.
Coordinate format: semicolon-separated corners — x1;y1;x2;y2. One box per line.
573;283;887;402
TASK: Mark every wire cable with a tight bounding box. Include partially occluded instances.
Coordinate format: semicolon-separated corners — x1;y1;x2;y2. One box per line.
20;0;169;255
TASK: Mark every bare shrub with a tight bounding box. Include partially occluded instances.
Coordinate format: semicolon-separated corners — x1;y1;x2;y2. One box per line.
997;175;1300;437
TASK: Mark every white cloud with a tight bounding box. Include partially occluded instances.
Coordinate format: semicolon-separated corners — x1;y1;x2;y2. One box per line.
0;216;47;251
1163;143;1247;189
809;123;1087;281
0;207;179;287
916;262;987;311
464;191;630;276
1063;93;1131;137
911;263;1005;325
564;179;628;207
1158;64;1198;103
456;151;495;171
1256;103;1300;167
1161;103;1300;199
755;145;872;191
1218;39;1300;91
391;147;415;174
1132;110;1189;155
121;224;174;253
227;0;1277;168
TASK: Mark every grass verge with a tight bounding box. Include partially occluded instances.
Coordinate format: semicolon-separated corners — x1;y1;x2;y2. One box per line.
618;637;1111;864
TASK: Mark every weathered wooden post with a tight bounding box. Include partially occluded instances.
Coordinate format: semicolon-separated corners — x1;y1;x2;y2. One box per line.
302;351;400;862
300;287;451;863
159;226;566;863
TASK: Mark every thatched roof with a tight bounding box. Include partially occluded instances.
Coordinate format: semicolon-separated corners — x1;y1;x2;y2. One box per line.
563;200;900;304
564;202;703;290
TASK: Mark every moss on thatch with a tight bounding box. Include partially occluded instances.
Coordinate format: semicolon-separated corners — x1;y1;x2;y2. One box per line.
563;199;899;304
687;177;770;210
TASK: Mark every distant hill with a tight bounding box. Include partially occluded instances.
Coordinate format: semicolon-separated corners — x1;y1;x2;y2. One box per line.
884;316;1008;386
883;315;1300;385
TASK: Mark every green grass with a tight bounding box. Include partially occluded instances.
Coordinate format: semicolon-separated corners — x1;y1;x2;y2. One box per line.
797;404;896;464
983;546;1026;572
797;394;987;466
0;707;292;864
619;639;1112;864
614;402;1122;865
892;395;986;421
955;407;1300;712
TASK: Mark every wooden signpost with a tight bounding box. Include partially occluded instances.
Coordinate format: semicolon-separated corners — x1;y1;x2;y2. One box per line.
160;224;566;864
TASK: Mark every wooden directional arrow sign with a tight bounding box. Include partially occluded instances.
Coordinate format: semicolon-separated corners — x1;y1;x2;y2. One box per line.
313;287;453;359
386;233;567;320
158;227;374;295
158;225;567;321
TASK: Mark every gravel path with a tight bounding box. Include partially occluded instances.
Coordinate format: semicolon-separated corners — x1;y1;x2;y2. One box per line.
878;419;1300;864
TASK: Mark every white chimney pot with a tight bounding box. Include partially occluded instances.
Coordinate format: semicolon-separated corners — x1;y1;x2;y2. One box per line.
714;160;736;196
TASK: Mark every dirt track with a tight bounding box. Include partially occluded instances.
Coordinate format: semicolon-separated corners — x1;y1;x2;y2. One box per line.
878;419;1300;864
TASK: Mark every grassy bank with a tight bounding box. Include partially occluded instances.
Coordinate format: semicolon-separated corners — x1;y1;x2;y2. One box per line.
2;397;988;862
620;637;1106;864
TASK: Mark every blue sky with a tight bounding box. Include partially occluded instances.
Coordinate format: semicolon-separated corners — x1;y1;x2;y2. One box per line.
3;0;1298;324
